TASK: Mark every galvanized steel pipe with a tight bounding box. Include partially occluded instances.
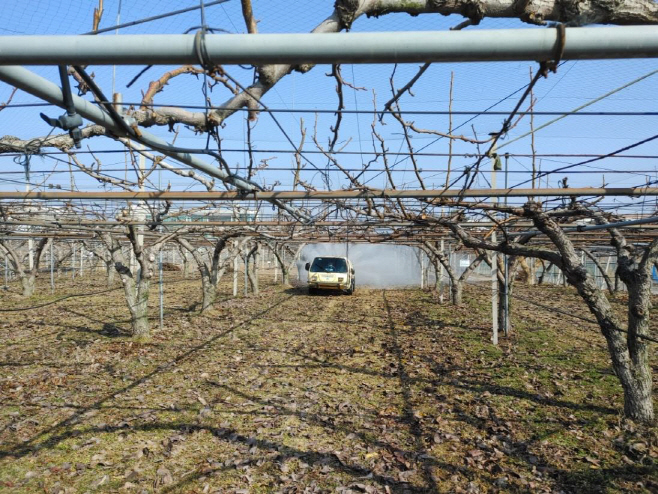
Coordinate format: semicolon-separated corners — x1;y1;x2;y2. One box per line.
0;27;657;65
0;187;656;201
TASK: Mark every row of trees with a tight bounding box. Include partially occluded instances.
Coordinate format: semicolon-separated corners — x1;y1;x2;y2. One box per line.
3;214;655;425
0;227;307;332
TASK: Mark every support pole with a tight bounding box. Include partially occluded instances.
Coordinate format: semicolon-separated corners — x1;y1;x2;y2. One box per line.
159;246;164;329
4;253;8;289
28;239;34;272
253;244;260;294
439;239;445;303
420;252;425;290
80;242;84;277
50;240;54;294
503;153;510;336
491;233;499;346
491;153;499;345
233;242;238;297
244;251;249;297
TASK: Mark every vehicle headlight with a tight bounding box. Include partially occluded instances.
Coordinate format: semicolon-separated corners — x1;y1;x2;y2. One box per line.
311;275;318;281
338;277;344;282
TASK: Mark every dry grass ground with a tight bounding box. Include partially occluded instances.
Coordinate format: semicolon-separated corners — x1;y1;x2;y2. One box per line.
0;271;656;493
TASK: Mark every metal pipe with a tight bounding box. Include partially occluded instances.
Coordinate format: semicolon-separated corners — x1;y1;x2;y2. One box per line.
244;252;248;297
491;238;499;346
503;154;509;337
232;245;238;297
159;247;164;329
509;214;658;237
0;187;656;201
1;27;657;65
5;218;658;229
50;240;54;294
80;242;84;276
491;158;499;345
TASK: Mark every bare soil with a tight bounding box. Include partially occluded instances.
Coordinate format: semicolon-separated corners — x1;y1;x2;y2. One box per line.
0;273;656;493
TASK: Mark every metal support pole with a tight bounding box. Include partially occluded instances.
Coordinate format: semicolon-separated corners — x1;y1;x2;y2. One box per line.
420;252;425;290
71;243;76;279
491;154;499;345
439;239;445;303
503;255;509;336
233;256;239;296
80;243;84;277
503;153;510;336
28;239;34;272
4;254;8;289
244;253;249;297
491;233;499;346
159;246;164;329
254;244;260;294
50;240;54;294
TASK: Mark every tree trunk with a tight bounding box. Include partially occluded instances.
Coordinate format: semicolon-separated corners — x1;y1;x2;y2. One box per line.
270;243;294;286
130;290;150;339
422;242;462;305
21;274;36;297
538;261;551;285
247;259;259;295
616;268;654;423
105;260;115;287
124;277;151;339
519;257;534;285
252;245;260;294
451;280;462;305
440;205;657;422
182;251;191;278
617;355;654;422
200;273;216;313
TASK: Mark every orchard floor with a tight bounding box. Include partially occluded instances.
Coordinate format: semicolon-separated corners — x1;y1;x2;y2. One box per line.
0;273;657;493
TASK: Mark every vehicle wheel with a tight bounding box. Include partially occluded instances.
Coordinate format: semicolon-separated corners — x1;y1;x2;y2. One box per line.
345;280;355;295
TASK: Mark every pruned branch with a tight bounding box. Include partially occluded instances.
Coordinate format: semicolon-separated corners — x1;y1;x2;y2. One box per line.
240;0;258;34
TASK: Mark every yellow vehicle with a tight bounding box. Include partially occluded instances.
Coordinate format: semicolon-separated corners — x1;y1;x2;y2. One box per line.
305;256;355;295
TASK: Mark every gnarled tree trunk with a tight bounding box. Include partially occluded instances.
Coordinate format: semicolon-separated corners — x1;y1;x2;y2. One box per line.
246;243;259;296
0;238;49;297
269;242;291;285
178;233;242;312
422;241;462;305
444;204;656;423
99;228;176;339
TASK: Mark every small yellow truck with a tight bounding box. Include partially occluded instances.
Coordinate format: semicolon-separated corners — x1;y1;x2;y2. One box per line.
305;256;355;295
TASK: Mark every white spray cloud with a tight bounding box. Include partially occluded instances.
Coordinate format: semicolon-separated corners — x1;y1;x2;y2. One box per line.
297;243;426;288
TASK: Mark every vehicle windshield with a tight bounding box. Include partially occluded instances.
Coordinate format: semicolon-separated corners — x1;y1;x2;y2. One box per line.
310;257;348;273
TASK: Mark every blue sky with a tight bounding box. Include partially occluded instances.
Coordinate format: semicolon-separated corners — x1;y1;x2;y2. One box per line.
0;0;657;216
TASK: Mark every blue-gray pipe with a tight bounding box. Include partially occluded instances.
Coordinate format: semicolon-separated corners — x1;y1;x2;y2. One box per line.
0;27;657;65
